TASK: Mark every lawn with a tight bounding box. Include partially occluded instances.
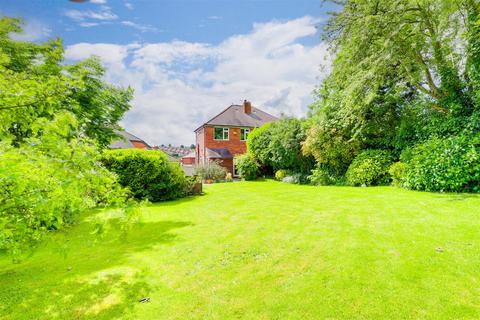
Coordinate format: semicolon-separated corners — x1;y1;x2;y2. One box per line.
1;181;480;319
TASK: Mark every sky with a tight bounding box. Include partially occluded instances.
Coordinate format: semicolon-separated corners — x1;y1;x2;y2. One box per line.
2;0;337;146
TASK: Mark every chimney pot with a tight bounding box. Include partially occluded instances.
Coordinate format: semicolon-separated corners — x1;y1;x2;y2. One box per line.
243;100;252;114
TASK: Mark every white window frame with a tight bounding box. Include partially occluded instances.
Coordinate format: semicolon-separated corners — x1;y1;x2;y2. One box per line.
214;127;229;141
240;128;250;141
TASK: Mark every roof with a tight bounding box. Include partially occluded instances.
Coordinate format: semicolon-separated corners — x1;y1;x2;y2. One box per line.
206;147;233;159
183;151;196;158
195;105;277;131
109;130;151;149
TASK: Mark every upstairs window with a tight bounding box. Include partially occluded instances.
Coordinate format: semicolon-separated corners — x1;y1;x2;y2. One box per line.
214;127;229;140
240;128;250;141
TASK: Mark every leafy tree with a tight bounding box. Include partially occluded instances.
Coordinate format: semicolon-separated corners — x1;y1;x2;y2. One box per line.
0;17;135;256
247;118;314;173
0;17;132;147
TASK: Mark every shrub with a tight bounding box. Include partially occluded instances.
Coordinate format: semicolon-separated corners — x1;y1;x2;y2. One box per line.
225;172;233;182
308;166;337;186
234;153;259;180
404;134;480;192
389;162;408;187
282;173;309;185
247;118;314;174
194;161;227;182
0;113;128;256
101;149;191;201
346;150;394;186
275;169;288;181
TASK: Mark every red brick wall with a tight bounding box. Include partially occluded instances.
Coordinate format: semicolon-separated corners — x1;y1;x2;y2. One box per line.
203;126;249;155
181;157;195;165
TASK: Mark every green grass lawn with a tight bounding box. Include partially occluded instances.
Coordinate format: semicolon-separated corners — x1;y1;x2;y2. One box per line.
1;181;480;319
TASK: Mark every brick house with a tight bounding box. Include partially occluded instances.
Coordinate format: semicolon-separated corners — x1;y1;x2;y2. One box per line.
194;100;278;175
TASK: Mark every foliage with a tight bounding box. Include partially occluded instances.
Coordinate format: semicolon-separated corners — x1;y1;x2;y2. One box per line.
101;149;191;201
404;134;480;192
302;123;360;175
234;153;259;181
389;162;408;187
307;165;338;186
275;169;288;181
225;172;233;182
282;173;309;185
346;150;394;186
194;160;227;182
0;17;132;147
0;112;128;256
248;118;314;174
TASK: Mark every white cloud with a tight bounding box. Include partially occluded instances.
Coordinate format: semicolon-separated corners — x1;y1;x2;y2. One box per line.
124;1;133;10
9;20;51;41
65;16;331;146
121;21;158;33
90;0;107;4
64;6;118;22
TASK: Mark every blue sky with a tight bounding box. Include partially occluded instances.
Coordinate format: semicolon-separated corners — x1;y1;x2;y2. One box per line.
2;0;337;145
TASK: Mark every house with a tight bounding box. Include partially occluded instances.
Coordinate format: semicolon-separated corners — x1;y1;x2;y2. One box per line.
194;100;278;174
181;151;196;165
109;130;151;149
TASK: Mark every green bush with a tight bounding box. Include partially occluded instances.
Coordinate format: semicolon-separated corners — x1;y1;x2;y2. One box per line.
101;149;191;201
194;161;227;182
0;113;128;256
275;169;288;181
389;162;408;187
234;153;259;180
282;173;309;184
308;166;337;186
346;150;394;186
404;134;480;192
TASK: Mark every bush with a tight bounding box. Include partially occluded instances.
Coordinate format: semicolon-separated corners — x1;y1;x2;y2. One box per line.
194;161;227;182
282;173;309;185
101;149;191;201
389;162;408;187
234;153;259;180
275;169;288;181
0;113;128;256
308;166;337;186
404;134;480;192
346;150;394;186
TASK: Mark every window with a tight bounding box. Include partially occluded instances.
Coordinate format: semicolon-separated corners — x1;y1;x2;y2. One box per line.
240;128;250;141
214;127;229;140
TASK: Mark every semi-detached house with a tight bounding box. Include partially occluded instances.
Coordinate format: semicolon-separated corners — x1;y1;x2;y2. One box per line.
194;100;278;175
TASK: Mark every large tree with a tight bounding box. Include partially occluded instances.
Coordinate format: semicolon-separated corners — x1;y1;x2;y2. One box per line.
304;0;480;170
0;17;133;147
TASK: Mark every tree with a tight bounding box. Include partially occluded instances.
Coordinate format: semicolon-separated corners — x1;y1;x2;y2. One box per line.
0;17;134;256
0;17;133;147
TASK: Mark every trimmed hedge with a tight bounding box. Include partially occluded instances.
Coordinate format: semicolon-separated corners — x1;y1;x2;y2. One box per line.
404;134;480;192
101;149;192;201
346;150;393;186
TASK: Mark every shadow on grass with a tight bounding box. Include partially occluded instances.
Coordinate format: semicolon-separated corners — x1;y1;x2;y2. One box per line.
0;218;192;319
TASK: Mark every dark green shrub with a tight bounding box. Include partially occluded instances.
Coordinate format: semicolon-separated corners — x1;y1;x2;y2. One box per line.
389;162;408;187
404;134;480;192
194;161;227;182
346;150;394;186
275;169;288;181
101;149;191;201
234;153;259;180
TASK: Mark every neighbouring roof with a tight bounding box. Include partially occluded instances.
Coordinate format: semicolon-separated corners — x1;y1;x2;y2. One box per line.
183;151;196;158
206;147;233;159
195;105;277;131
109;130;151;149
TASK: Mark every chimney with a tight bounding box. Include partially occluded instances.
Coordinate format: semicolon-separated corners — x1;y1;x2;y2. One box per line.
243;100;252;114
